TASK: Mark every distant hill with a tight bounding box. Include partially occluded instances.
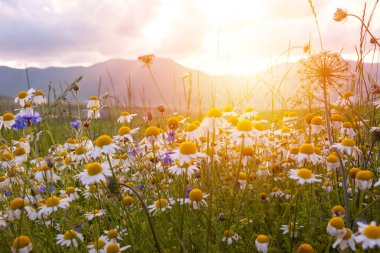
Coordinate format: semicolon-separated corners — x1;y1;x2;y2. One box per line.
0;58;379;112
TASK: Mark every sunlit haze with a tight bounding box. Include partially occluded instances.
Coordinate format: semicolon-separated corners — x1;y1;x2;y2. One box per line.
0;0;378;75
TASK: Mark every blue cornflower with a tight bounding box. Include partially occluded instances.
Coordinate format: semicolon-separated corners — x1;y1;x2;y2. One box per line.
70;119;81;129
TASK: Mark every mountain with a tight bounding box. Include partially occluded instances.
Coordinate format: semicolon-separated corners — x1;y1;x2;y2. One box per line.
0;58;379;112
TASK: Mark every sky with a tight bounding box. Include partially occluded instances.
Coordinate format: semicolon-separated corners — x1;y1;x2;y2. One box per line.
0;0;379;75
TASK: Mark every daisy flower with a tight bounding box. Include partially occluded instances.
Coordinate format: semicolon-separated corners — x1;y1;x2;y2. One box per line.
270;187;284;198
322;182;333;192
117;111;137;124
104;242;131;253
76;162;112;186
168;161;199;177
35;165;60;183
331;114;344;129
15;89;35;106
255;234;269;253
335;91;358;107
199;108;228;135
0;112;16;129
333;228;356;251
297;143;324;165
222;230;240;245
87;105;101;119
72;145;89;161
355;170;374;190
85;209;106;220
115;126;139;143
33;90;47;105
60;187;80;201
87;95;101;108
230;119;255;146
340;122;356;138
101;226;128;243
355;221;380;249
326;154;340;171
18;102;34;117
183;123;200;141
240;107;258;120
93;135;119;157
187;188;208;209
38;196;70;218
88;239;106;253
310;116;323;134
7;198;37;221
331;138;361;159
280;223;303;238
332;205;346;218
222;106;238;117
170;141;206;166
148;198;174;215
11;235;33;253
296;244;315;253
288;168;321;185
56;230;84;248
326;217;346;237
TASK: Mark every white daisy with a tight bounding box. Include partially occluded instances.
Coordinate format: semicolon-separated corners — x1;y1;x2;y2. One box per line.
15;89;35;106
288;168;321;185
11;235;33;253
117;111;137;124
37;196;70;218
355;221;380;249
56;230;84;248
222;230;240;245
333;228;356;251
255;235;269;253
170;141;207;166
85;209;106;220
0;113;16;129
76;162;112;186
93;135;119;157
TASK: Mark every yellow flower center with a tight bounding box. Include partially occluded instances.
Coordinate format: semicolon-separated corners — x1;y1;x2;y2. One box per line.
311;117;322;125
327;155;338;163
35;90;45;96
94;239;106;250
10;198;25;210
63;230;77;240
107;229;118;238
343;91;354;99
332;205;345;214
121;111;130;116
356;170;374;180
17;91;28;99
118;126;131;136
89;96;99;101
167;117;179;129
241;146;253;156
297;244;314;253
223;229;235;238
24;102;32;108
341;138;355;147
123;196;134;206
342;228;352;240
363;225;380;239
12;236;31;249
238;172;247;180
95;135;112;147
66;187;76;194
228;116;239;125
207;108;222;118
86;162;103;176
67;138;79;144
329;217;345;229
179;142;197;155
189;189;203;201
272;187;279;192
45;196;60;207
245;107;254;112
297;169;312;179
2;152;14;161
224;106;233;112
256;234;268;243
342;122;352;128
253;123;264;131
106;243;120;253
155;198;168;209
281;127;291;133
2;112;15;121
331;114;343;122
145;126;160;137
349;168;360;178
236;119;253;132
75;146;88;155
290;147;299;155
185;123;198;132
88;185;98;193
0;176;5;182
300;144;314;155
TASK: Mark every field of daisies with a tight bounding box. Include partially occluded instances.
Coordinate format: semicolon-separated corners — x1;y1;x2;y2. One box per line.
1;9;380;253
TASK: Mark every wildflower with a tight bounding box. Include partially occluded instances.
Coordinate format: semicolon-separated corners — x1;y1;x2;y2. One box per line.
333;8;348;22
222;106;237;117
168;161;199;177
88;239;106;253
296;243;315;253
222;230;240;245
85;209;106;220
331;138;361;159
170;141;206;166
115;126;139;143
117;111;137;124
38;196;70;218
355;170;374;190
101;226;128;243
327;217;346;237
270;187;284;198
7;197;37;221
184;123;200;141
239;217;253;225
138;54;155;66
297;143;324;165
336;91;358;107
322;182;333;192
148;198;174;215
230;119;255;146
11;235;33;253
310;117;323;134
33;90;47;105
0;113;16;129
240;107;258;120
326;154;340;171
288;168;321;185
15;89;35;106
70;119;81;130
87;96;100;108
355;221;380;249
76;162;112;186
199;108;227;135
87;105;101;119
333;228;356;251
104;242;131;253
280;223;302;238
60;187;80;201
187;188;208;209
56;230;84;247
331;114;343;129
257;166;271;178
340;122;356;138
332;205;345;218
255;234;269;253
93;135;119;157
35;165;60;183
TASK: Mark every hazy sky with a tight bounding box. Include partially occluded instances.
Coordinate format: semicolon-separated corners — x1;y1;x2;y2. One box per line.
0;0;379;74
